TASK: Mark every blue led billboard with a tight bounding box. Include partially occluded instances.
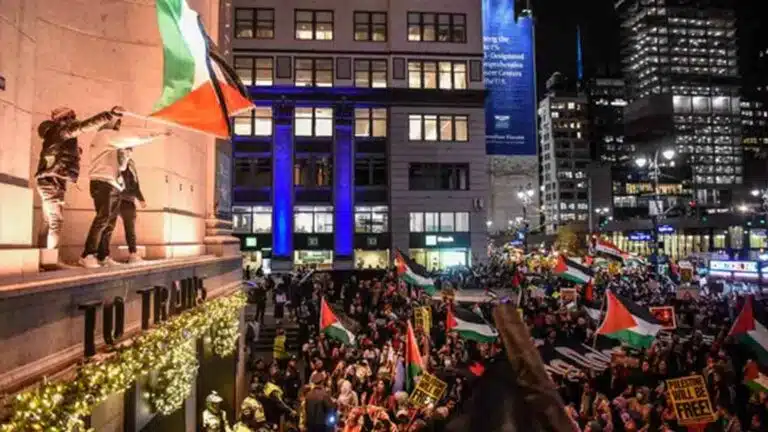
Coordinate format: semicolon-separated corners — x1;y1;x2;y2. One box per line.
482;0;537;156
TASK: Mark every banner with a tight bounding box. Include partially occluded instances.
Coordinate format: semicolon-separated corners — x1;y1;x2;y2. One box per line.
666;375;716;426
649;306;677;330
410;372;447;407
482;0;536;156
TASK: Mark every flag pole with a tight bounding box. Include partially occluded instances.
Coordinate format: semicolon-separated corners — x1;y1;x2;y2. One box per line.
592;290;609;349
117;110;224;138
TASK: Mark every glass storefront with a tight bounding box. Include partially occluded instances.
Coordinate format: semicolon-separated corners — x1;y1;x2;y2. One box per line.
410;248;468;271
243;251;270;274
354;250;389;269
294;250;333;269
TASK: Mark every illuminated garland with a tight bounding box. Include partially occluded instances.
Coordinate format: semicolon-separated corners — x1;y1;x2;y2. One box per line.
0;291;246;432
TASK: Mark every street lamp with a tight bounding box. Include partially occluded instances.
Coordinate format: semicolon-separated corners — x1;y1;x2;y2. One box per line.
517;184;535;250
634;148;676;268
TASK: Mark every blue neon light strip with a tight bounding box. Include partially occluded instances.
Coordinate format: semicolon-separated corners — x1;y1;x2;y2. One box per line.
334;124;354;257
272;123;293;257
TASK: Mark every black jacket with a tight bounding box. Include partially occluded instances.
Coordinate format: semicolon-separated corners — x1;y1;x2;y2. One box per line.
304;387;334;426
121;159;145;202
35;112;114;182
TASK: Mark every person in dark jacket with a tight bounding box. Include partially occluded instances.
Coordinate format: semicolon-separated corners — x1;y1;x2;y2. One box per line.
304;373;335;432
35;106;117;268
118;154;146;263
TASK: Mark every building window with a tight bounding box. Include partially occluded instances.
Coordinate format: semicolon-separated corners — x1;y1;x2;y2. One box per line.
294;156;333;187
354;108;387;138
295;58;333;87
409;212;469;232
295;107;333;137
233;158;272;188
235;8;274;39
232;206;272;233
408;61;466;89
355;206;389;233
407;12;466;43
354;59;388;88
233;107;273;136
294;206;334;233
408;114;468;142
234;57;273;86
408;163;469;190
354;12;387;41
355;157;387;186
295;10;334;40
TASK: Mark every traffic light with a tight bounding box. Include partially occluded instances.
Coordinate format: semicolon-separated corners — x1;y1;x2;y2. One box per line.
686;200;697;217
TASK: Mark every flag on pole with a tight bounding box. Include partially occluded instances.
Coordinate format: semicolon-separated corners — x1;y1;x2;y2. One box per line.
320;298;356;346
553;256;594;285
728;295;768;365
447;306;499;343
395;249;436;295
596;290;662;349
406;321;425;391
152;0;253;137
594;239;625;261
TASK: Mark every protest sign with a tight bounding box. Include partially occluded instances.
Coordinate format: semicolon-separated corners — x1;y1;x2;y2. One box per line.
409;372;447;407
560;288;577;304
649;306;677;330
413;307;432;334
666;375;716;426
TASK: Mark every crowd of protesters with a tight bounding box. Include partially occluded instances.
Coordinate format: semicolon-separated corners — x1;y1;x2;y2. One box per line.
231;254;768;432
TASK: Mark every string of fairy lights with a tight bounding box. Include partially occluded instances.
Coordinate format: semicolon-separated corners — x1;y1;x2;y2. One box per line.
0;291;246;432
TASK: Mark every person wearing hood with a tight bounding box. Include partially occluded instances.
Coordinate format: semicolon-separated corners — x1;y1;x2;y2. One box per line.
35;106;117;268
79;116;168;268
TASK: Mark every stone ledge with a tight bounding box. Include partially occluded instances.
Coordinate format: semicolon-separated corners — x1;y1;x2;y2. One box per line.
0;254;240;300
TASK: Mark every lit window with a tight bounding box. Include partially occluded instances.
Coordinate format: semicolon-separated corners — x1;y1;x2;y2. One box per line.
233;107;273;136
354;12;387;42
295;10;333;40
354;59;388;88
408;61;466;89
295;107;333;137
294;206;334;233
355;206;389;233
407;12;466;43
235;8;274;39
408;114;469;142
234;57;273;86
409;212;425;232
295;58;333;87
355;108;387;137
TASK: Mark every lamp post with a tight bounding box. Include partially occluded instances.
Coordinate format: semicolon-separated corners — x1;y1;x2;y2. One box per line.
516;184;535;250
635;148;675;268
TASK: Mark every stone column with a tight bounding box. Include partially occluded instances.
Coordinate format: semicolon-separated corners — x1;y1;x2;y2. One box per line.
0;0;38;276
333;102;355;270
271;102;295;271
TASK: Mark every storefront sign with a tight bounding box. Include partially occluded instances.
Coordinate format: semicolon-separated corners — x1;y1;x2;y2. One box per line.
425;235;458;246
657;225;674;234
366;236;377;247
709;260;758;273
628;231;652;241
666;375;716;426
409;372;447;407
649;306;677;330
245;236;257;248
308;236;319;247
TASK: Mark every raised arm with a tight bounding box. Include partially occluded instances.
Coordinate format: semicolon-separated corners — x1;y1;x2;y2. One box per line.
60;110;116;140
111;131;170;149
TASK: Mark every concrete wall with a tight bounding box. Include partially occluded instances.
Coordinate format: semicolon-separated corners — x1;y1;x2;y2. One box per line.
0;0;224;275
389;106;488;263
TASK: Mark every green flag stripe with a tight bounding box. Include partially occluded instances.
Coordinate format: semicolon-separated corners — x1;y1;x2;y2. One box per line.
155;0;197;110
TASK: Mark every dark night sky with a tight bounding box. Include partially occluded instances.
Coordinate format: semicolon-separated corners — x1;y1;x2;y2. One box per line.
530;0;622;93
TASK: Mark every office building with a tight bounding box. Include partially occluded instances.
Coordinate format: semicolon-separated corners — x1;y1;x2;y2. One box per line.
606;0;744;257
227;0;488;271
538;73;590;234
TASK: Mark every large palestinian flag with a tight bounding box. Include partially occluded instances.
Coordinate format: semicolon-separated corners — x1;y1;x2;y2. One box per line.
405;321;425;391
152;0;253;137
594;239;624;260
447;306;498;343
596;290;662;349
553;256;594;285
728;296;768;364
744;360;768;393
395;249;436;295
320;298;356;346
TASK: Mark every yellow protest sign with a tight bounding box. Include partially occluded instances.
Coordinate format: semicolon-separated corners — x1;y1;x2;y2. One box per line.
666;375;716;426
413;307;432;334
409;372;447;407
414;308;425;333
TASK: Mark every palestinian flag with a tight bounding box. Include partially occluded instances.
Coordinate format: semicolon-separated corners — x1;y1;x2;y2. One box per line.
553;256;594;285
447;306;498;343
596;290;662;349
405;321;425;391
152;0;253;137
744;360;768;393
320;297;356;346
594;239;624;260
395;249;436;295
728;296;768;364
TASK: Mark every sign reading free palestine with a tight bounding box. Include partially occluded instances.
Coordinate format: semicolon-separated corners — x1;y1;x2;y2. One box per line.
482;0;537;156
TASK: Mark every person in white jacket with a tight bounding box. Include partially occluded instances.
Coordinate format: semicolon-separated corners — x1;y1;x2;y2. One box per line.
79;115;169;268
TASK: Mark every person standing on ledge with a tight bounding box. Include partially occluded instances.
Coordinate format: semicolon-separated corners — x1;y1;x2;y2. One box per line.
118;150;146;264
79;113;168;269
34;106;118;269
